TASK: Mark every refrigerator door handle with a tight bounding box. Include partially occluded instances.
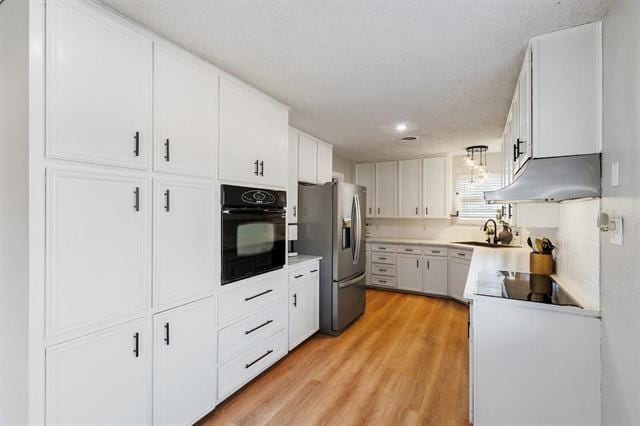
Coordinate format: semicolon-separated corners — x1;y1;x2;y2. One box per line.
337;272;366;288
353;193;362;264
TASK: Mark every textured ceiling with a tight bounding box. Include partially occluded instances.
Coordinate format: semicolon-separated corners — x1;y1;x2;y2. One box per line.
98;0;611;161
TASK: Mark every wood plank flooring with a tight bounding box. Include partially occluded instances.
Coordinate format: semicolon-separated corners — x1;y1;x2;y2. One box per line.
200;289;469;426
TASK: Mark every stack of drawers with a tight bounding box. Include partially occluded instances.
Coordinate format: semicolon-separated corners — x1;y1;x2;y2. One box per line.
217;271;289;401
370;243;397;288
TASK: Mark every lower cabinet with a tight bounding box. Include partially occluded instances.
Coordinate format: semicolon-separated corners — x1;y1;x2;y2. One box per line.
289;278;319;350
153;297;217;425
448;258;471;302
396;254;422;292
423;256;448;296
46;318;151;425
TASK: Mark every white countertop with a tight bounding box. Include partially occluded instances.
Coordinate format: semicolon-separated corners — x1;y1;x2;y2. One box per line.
287;255;322;268
365;237;600;317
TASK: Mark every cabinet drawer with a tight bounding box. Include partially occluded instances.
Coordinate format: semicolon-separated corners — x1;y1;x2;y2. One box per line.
423;246;447;257
218;273;287;326
450;249;473;260
288;262;320;286
371;244;396;253
395;245;421;254
218;301;287;364
218;329;288;400
371;276;396;287
372;264;395;276
372;253;395;265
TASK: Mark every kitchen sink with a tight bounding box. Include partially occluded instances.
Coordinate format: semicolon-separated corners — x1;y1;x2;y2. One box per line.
453;241;522;248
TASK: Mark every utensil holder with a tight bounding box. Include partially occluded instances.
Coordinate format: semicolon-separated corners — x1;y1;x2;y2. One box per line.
530;253;554;275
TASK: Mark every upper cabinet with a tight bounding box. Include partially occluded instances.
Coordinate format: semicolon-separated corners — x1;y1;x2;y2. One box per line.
291;128;334;185
219;78;288;188
422;157;447;218
375;161;397;218
153;44;218;178
46;1;151;169
398;159;421;218
287;130;299;224
355;163;376;217
507;22;602;175
298;134;318;184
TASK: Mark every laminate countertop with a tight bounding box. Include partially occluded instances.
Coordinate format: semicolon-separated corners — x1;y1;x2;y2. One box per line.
365;237;600;317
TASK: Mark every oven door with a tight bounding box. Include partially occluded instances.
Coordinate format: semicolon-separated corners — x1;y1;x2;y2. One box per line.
221;207;286;284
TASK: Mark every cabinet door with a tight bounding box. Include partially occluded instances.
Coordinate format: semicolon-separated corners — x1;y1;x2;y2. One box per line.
298;135;318;184
316;142;333;184
398;159;422;218
287;130;299;223
46;319;151;425
423;257;448;296
46;1;150;169
355;163;376;217
154;180;216;310
517;50;532;165
396;254;422;292
219;78;287;187
375;161;397;218
46;169;149;338
422;157;447;218
289;279;319;350
153;297;216;425
154;44;218;178
448;259;470;302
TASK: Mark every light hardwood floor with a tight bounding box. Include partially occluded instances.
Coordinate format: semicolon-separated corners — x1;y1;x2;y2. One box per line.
201;289;470;426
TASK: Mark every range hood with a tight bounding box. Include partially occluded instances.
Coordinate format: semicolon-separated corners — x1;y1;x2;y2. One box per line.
484;154;601;204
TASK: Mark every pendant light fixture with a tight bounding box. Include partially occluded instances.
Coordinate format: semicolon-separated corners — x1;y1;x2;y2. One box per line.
465;145;488;185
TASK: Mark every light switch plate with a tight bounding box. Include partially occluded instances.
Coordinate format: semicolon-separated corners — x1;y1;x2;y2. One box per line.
611;161;619;187
610;217;623;246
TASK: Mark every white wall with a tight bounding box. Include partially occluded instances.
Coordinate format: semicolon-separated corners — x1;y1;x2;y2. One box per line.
600;1;640;423
332;153;354;183
0;0;29;423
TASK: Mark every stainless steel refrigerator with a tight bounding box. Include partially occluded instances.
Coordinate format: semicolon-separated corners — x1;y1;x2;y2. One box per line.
297;182;366;335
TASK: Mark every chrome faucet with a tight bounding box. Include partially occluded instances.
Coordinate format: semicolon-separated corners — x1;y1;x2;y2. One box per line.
481;219;500;244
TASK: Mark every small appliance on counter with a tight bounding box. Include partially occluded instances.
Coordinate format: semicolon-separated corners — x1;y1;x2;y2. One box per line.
288;223;298;257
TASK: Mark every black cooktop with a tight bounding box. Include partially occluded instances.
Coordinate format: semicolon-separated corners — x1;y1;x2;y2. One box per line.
477;271;582;308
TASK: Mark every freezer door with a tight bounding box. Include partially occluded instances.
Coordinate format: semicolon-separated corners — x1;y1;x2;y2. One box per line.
334;183;367;282
332;272;366;333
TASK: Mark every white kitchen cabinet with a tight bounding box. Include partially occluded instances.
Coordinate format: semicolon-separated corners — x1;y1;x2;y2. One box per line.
422;256;448;296
154;180;216;310
355;162;376;217
219;78;288;187
375;161;397;218
398;159;422;218
297;134;318;184
153;44;218;178
46;169;149;339
46;319;151;425
316;142;333;184
422;157;447;218
289;278;319;350
287;130;299;223
153;297;217;426
448;258;470;303
366;250;372;285
46;0;151;169
516;50;532;170
396;254;422;292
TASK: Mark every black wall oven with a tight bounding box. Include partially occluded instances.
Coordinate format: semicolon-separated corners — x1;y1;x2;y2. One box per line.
221;185;286;285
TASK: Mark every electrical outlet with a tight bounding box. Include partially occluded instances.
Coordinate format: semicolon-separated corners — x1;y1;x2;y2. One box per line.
610;217;623;246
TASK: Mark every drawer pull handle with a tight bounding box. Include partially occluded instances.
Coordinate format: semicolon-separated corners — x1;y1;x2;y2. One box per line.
245;319;273;335
405;249;413;252
310;269;318;273
379;280;387;283
294;274;304;279
379;268;387;272
379;257;387;260
244;289;273;301
458;253;466;257
246;349;274;369
432;250;440;254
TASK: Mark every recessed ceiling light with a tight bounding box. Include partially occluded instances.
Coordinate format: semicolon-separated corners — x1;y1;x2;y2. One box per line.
396;123;408;131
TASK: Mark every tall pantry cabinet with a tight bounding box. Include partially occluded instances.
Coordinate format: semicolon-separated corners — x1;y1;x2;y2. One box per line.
0;0;276;423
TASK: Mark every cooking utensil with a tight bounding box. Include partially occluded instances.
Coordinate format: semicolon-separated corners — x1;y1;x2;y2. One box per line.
541;238;555;255
527;237;535;252
535;238;543;253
